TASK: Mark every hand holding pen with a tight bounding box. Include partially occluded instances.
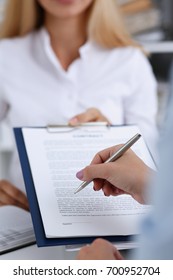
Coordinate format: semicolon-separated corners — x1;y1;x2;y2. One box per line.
75;134;153;204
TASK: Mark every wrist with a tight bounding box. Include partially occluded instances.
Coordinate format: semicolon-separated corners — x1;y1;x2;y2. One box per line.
133;166;154;205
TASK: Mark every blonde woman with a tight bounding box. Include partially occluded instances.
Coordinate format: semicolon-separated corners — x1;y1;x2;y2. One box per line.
0;0;158;210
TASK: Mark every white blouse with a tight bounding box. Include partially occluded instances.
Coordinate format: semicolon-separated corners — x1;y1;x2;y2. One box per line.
0;28;158;190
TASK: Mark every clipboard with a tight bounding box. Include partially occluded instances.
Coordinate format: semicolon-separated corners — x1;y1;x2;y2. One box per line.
14;127;134;247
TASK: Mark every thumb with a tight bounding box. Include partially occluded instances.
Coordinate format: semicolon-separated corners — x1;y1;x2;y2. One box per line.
69;111;93;125
76;163;113;182
69;108;101;125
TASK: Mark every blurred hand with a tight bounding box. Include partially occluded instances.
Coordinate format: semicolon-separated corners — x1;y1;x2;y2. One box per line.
76;238;123;260
0;180;29;211
76;145;154;204
69;108;110;125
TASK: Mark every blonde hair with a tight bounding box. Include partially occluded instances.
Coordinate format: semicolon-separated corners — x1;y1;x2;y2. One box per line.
0;0;139;49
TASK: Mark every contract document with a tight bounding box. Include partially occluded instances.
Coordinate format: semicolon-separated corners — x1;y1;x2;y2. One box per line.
21;125;155;239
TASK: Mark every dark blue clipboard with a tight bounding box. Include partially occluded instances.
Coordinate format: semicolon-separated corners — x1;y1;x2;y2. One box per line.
14;127;134;247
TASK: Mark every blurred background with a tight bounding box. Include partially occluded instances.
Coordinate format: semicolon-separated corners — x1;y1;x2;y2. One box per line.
0;0;173;179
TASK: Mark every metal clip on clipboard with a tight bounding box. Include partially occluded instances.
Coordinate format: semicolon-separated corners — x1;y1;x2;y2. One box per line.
46;122;110;133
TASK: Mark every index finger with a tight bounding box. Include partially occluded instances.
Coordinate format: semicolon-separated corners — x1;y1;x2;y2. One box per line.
90;145;123;165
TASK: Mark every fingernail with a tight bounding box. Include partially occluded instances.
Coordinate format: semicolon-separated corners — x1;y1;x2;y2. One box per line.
76;170;84;180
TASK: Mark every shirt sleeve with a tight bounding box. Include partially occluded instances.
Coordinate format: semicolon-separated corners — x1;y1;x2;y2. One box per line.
170;61;173;95
123;49;158;158
135;91;173;259
0;41;9;121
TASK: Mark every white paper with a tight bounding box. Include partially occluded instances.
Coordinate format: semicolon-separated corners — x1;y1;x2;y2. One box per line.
22;125;155;238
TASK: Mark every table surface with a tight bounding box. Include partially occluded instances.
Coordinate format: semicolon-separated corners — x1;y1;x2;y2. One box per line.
0;244;77;260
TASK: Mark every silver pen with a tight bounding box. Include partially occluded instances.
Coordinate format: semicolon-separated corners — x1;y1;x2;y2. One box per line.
74;133;141;194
